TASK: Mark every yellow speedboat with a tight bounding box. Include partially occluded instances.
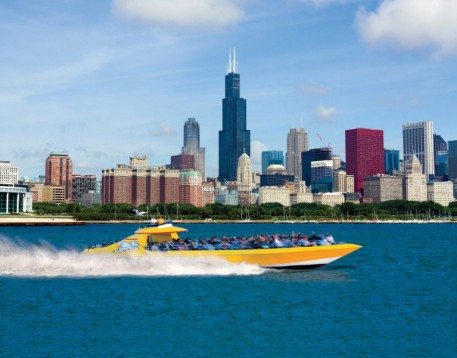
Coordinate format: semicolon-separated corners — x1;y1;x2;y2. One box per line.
83;222;361;269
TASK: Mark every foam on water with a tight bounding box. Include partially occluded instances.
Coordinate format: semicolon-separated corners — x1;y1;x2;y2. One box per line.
0;236;265;277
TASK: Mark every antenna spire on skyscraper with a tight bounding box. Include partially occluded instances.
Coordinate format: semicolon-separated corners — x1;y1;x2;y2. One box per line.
227;48;238;74
228;49;232;74
234;48;237;73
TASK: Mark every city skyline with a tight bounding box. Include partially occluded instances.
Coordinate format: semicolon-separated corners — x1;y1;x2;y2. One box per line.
1;0;456;178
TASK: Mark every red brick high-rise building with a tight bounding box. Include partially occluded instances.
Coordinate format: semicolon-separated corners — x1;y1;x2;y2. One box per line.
171;153;195;172
101;157;180;205
159;169;180;203
345;128;385;194
179;171;203;207
45;152;73;202
132;169;147;207
102;166;132;204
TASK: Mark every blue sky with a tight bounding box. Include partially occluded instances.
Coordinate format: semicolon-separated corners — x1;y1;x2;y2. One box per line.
1;0;456;179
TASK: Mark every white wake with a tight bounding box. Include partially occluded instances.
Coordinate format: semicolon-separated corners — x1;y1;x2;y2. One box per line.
0;237;265;277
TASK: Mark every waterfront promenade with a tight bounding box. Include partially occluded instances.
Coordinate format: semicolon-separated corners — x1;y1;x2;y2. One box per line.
0;216;83;226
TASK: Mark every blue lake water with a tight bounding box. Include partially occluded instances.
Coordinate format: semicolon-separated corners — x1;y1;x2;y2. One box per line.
1;223;456;357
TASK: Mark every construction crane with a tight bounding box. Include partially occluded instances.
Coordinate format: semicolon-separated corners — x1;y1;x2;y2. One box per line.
316;133;331;150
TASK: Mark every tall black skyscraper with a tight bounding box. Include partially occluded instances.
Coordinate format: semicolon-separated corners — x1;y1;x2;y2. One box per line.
218;49;250;182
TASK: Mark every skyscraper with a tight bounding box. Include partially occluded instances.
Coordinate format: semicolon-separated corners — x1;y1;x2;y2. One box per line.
402;121;434;180
345;128;385;193
261;150;284;174
435;151;448;177
448;140;457;180
434;134;448;177
301;147;332;187
45;152;73;202
403;155;427;201
218;49;250;182
311;160;333;193
286;127;308;180
434;134;447;157
179;171;203;207
0;161;19;185
182;118;205;180
236;153;253;206
384;149;400;174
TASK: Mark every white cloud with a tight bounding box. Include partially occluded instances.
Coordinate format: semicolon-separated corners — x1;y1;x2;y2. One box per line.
149;121;178;137
113;0;245;28
314;105;337;121
302;0;348;8
297;83;329;96
356;0;457;59
250;140;268;168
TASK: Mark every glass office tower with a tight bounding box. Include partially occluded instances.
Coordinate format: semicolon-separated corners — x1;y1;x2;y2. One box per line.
261;150;284;174
448;140;457;180
301;147;332;187
385;149;400;174
182;118;205;180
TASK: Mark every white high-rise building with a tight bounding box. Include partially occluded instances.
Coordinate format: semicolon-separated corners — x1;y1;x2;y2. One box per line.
0;161;19;185
313;192;345;207
258;186;290;207
403;121;434;180
403;155;427;202
333;170;354;193
237;153;252;189
427;181;454;207
237;153;253;205
286;127;308;180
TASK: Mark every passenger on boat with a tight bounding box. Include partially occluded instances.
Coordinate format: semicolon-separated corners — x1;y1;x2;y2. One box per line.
308;233;320;243
297;236;311;247
144;231;339;252
317;234;331;246
273;235;284;248
326;234;336;244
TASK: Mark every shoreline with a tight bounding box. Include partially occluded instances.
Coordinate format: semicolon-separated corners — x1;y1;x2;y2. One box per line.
0;216;454;226
0;216;84;226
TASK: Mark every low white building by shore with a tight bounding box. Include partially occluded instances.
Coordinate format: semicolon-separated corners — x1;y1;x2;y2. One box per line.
0;161;33;214
0;185;33;214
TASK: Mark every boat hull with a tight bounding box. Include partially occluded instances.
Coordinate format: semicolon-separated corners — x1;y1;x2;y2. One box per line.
157;244;361;268
84;244;361;269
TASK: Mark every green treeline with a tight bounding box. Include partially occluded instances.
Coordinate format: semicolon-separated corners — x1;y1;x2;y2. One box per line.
32;200;457;221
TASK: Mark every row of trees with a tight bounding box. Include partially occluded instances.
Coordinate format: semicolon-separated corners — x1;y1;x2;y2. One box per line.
32;200;457;221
